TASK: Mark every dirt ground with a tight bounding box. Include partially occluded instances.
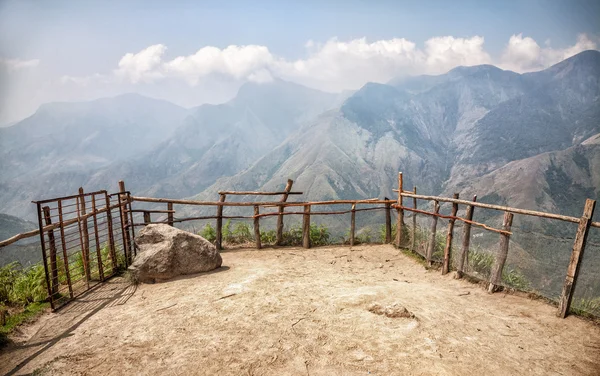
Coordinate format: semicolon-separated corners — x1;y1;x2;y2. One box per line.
1;244;599;376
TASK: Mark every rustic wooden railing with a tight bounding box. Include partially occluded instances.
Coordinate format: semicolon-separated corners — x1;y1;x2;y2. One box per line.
1;174;598;318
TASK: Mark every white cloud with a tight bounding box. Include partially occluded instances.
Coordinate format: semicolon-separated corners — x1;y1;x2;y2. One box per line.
60;33;599;94
500;33;597;72
0;57;40;71
164;44;274;85
114;44;167;83
424;36;491;71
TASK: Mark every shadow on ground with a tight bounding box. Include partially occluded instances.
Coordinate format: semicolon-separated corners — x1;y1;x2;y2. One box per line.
1;277;135;375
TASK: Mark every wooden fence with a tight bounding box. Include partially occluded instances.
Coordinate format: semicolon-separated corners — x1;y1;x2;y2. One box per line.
1;173;598;317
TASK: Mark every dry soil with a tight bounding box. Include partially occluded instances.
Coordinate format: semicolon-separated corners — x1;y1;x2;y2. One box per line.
1;244;599;375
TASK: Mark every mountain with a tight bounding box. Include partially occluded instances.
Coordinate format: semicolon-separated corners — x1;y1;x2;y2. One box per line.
0;213;36;242
0;213;39;267
0;94;189;219
0;93;189;179
0;81;344;220
192;51;600;225
84;80;343;199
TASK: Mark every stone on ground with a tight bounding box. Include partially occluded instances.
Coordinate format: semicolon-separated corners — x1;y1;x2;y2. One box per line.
130;224;222;283
368;303;414;318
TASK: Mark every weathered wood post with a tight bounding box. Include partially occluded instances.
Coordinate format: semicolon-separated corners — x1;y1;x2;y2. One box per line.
78;187;91;281
426;201;440;267
302;204;311;249
412;187;417;252
384;198;392;244
167;202;174;227
91;194;105;282
395;172;404;248
488;212;514;293
456;195;477;279
215;193;226;250
36;202;55;309
557;199;596;318
118;181;133;264
42;206;59;297
57;199;74;298
103;193;118;272
254;205;262;249
442;193;460;275
143;211;151;225
350;203;356;246
276;179;294;246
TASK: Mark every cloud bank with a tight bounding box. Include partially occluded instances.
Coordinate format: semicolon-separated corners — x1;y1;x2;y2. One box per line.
61;33;598;92
0;57;40;71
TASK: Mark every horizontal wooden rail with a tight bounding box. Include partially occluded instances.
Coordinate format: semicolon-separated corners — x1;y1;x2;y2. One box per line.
217;191;303;196
0;229;41;248
395;191;590;225
396;205;511;236
128;209;175;214
0;201;128;249
131;196;394;207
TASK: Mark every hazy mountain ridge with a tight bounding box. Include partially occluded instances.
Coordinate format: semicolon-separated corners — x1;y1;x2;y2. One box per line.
201;51;600;221
0;51;599;227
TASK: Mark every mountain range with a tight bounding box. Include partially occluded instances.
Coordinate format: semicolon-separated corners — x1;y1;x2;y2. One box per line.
0;50;599;231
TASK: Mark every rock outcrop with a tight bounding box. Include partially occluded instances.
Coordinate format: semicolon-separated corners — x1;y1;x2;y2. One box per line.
130;224;222;283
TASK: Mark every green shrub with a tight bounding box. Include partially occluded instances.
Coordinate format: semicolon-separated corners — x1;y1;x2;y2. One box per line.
280;226;303;246
0;263;20;304
260;230;277;245
10;265;47;305
571;297;600;317
309;224;330;246
232;222;253;243
468;247;494;278
502;268;530;291
378;224;398;243
199;223;217;243
222;220;232;242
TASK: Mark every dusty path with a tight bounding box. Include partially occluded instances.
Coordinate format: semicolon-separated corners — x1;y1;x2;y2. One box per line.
1;244;599;375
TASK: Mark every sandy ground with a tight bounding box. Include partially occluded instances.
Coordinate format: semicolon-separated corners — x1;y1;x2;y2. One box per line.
1;244;599;376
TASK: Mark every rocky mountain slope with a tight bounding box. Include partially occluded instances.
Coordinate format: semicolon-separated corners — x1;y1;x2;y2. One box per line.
1;51;598;230
195;51;600;225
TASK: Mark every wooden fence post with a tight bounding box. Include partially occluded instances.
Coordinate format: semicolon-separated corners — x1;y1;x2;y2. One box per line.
91;195;105;282
42;206;59;297
426;201;440;267
384;198;392;244
215;194;226;250
442;193;459;275
395;172;404;247
557;199;596;318
167;202;174;227
350;203;356;246
488;212;514;293
78;187;91;281
143;211;151;225
456;195;477;279
276;179;294;246
57;199;74;298
254;205;261;249
412;187;417;252
103;193;118;273
118;181;133;264
303;204;311;249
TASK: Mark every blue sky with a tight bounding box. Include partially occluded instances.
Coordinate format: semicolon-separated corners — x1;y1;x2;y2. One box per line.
0;0;599;123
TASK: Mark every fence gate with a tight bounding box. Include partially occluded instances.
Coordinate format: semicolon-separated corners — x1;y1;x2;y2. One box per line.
35;189;134;310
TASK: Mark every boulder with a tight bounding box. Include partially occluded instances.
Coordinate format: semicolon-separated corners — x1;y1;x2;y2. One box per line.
130;224;222;283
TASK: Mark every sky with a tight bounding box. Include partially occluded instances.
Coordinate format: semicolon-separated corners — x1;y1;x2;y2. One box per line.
0;0;599;124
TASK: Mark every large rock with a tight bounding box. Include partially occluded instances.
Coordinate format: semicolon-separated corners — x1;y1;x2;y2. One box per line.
130;224;222;283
